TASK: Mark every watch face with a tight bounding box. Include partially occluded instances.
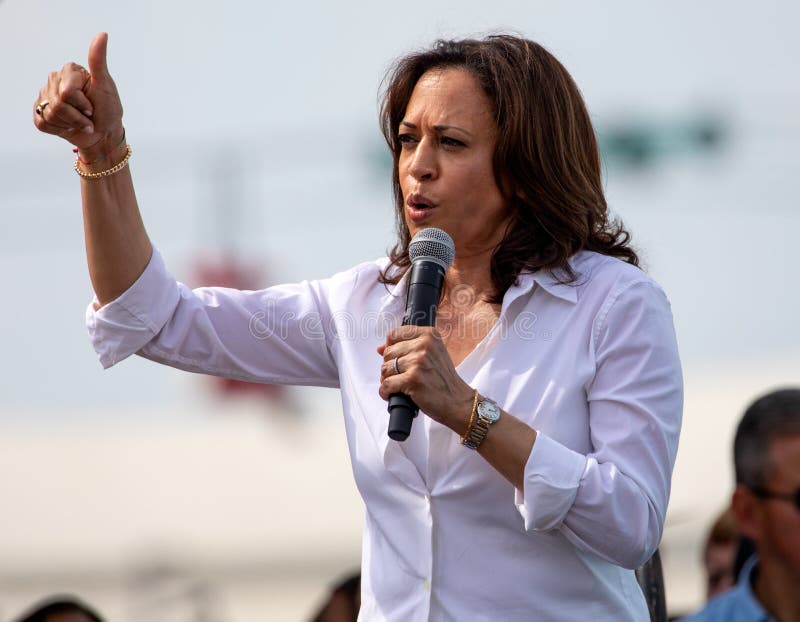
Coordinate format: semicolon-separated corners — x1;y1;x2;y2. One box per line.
477;399;500;422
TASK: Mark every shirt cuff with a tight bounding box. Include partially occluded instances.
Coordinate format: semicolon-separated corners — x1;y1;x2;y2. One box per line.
515;432;587;531
85;249;181;369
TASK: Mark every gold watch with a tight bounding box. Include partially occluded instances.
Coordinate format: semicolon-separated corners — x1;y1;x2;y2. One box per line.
462;396;500;450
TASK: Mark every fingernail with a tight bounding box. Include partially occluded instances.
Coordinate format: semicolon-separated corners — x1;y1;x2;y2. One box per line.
83;110;93;117
82;126;94;134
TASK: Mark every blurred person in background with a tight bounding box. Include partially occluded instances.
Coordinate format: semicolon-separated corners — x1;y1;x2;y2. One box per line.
33;32;683;621
311;572;361;622
731;536;756;585
702;507;739;600
12;595;104;622
683;388;800;622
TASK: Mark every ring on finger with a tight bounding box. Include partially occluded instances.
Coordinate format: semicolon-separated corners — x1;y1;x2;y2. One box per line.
35;100;50;118
393;356;401;375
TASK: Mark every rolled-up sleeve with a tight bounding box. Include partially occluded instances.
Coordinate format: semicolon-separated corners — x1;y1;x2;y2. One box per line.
514;434;587;530
86;247;340;387
87;249;181;369
515;279;683;569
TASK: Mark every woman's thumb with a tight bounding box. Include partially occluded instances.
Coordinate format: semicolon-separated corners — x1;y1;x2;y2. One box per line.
87;32;110;79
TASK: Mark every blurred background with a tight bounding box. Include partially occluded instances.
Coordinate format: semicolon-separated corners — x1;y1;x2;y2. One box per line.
1;0;799;620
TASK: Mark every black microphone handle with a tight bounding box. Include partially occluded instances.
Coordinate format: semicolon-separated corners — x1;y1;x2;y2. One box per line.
386;260;445;441
387;393;418;441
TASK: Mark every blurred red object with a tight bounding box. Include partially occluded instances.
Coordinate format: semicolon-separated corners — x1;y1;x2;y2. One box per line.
190;254;285;402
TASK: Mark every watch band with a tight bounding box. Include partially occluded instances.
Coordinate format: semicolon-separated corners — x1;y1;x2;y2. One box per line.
461;395;500;450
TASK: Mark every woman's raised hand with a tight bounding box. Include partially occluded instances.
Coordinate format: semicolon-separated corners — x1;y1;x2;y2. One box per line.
33;32;124;159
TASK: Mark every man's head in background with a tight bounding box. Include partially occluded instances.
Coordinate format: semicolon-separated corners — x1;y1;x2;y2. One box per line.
732;388;800;586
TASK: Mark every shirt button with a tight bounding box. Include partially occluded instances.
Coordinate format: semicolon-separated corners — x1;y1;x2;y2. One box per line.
424;495;430;507
424;578;431;592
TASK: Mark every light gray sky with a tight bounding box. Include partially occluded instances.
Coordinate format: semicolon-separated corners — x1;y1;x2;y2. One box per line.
1;1;798;410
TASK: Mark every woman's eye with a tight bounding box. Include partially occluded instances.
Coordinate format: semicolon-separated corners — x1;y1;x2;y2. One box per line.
441;136;465;147
398;134;416;145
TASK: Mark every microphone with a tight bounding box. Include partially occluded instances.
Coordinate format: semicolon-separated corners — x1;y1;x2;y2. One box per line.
387;227;455;441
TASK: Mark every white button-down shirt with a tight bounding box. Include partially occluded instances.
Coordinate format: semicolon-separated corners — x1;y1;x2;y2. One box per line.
87;247;683;621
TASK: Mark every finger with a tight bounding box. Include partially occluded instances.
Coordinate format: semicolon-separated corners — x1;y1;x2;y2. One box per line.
33;72;84;133
33;83;60;133
381;339;420;364
66;89;94;118
385;325;435;346
378;381;394;401
55;71;94;131
383;328;441;361
379;376;402;401
87;32;110;81
379;371;419;401
33;85;47;120
378;357;391;382
35;98;89;134
379;354;410;381
45;98;94;134
59;63;93;116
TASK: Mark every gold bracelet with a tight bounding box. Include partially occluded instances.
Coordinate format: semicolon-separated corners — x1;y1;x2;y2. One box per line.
75;144;132;179
460;388;480;444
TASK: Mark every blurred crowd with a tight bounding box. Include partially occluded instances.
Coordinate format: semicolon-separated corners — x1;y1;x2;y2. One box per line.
10;387;799;622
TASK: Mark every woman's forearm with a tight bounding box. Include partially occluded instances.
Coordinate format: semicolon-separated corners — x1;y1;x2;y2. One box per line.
80;158;152;306
473;409;537;490
78;133;152;306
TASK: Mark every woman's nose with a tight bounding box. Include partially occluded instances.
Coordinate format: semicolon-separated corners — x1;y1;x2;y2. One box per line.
408;138;438;181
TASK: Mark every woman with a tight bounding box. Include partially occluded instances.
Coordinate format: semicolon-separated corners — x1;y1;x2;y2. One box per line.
34;33;682;620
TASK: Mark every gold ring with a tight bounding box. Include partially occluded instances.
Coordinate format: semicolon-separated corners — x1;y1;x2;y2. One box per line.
393;357;401;375
35;100;50;117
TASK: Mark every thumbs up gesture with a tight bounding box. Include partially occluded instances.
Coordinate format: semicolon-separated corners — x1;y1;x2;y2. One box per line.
33;32;125;159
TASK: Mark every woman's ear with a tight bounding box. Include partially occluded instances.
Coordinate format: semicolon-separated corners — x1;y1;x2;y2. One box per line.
494;167;519;201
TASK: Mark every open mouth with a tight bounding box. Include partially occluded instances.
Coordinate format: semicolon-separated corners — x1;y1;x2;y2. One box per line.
406;193;437;222
406;201;436;223
407;193;436;211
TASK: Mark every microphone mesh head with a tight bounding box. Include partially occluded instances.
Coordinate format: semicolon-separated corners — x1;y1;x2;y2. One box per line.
408;227;455;269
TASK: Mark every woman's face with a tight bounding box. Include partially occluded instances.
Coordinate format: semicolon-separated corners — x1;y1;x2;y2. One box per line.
398;67;511;259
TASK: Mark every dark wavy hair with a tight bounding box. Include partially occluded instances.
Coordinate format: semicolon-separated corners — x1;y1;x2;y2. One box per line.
379;34;639;303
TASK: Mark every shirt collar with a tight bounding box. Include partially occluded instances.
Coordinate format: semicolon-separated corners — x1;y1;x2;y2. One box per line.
735;555;774;622
382;264;410;300
378;265;410;321
380;254;583;311
515;265;580;304
499;252;588;311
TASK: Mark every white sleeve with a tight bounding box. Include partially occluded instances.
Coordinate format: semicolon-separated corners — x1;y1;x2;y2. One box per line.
515;280;683;569
86;248;340;388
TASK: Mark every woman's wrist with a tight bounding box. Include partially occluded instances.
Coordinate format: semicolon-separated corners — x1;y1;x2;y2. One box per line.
445;384;479;437
76;125;126;171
